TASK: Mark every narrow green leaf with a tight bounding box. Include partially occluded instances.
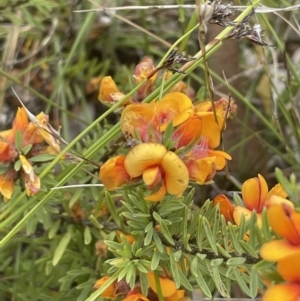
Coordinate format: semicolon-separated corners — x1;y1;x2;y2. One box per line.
239;240;258;258
152;231;163;253
151;248;161;271
250;268;258;298
14;159;22;172
139;272;149;297
216;243;231;258
152;212;161;223
15;130;23;153
228;223;242;254
105;191;120;225
170;254;180;287
210;258;224;267
226;257;246;266
253;259;275;270
160;221;174;245
144;227;153;246
196;215;204;251
145;222;153;232
136;262;149;274
53;225;73;266
22;144;32;155
203;218;218;254
233;269;251;296
29;154;57;162
178;267;193;291
211;266;230;298
84;226;92;245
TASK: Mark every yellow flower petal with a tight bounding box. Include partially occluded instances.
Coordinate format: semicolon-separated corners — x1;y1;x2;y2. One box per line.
0;175;14;201
233;206;262;227
156;92;194;132
93;276;117;300
261;240;300;261
143;166;161;187
263;283;300;301
147;273;177;297
124;144;167;177
161;151;189;195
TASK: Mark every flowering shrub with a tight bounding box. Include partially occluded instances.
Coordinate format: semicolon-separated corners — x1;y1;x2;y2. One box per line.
0;1;299;301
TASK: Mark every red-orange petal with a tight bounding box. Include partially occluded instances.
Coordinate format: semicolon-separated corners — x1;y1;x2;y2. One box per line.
99;155;131;190
93;276;117;300
147;273;177;297
261;240;300;261
12;107;29;132
212;194;234;223
263;283;300;301
242;174;268;213
173;116;202;148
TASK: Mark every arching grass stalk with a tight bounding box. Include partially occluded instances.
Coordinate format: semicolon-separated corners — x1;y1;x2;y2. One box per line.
0;0;261;247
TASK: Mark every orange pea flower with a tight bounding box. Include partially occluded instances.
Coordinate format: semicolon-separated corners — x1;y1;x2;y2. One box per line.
124;143;189;202
93;276;117;300
0;107;61;200
120;92;194;142
212;194;234;223
99;155;131;191
261;204;300;262
182;137;231;184
233;174;292;226
98;76;132;106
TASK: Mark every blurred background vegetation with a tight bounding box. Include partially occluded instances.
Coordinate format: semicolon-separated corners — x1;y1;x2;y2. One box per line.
0;0;299;300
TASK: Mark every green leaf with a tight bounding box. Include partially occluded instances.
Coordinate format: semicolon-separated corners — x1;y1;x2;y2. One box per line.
178;267;193;291
211;266;230;298
105;191;120;225
239;240;258;258
196;215;204;250
152;211;162;223
151;248;161;271
216;243;231;258
203;217;218;254
136;262;149;274
15;130;23;153
253;259;275;270
226;257;246;266
170;254;180;287
228;223;242;254
139;272;149;297
145;222;153;232
29;154;57;162
84;226;92;245
22;144;32;155
160;221;174;245
52;225;73;266
210;258;224;266
152;231;163;253
250;268;258;298
144;226;153;246
190;258;212;298
14;159;22;172
233;269;251;296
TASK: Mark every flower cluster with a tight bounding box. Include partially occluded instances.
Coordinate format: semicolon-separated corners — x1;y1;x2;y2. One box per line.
213;174;292;226
0;107;60;201
99;57;232;202
260;203;300;300
94;273;184;301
